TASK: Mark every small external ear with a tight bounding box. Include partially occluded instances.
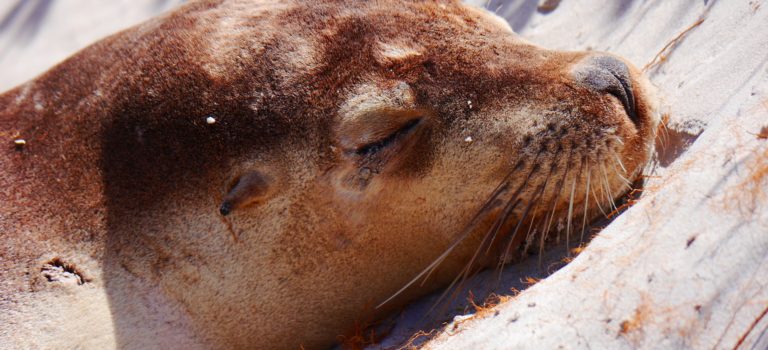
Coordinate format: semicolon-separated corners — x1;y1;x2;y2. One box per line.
219;170;274;216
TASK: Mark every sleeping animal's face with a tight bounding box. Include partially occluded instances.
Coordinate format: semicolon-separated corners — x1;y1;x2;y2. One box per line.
4;1;658;348
162;2;658;346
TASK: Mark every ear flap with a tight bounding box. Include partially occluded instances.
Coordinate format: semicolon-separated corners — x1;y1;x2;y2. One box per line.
219;170;273;216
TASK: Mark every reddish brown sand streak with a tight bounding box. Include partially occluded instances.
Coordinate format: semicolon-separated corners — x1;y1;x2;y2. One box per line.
643;17;706;73
732;304;768;350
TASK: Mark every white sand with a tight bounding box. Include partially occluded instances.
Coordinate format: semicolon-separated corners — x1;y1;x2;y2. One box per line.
0;0;183;91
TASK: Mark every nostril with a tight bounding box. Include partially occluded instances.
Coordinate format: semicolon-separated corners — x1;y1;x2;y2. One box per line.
574;56;638;123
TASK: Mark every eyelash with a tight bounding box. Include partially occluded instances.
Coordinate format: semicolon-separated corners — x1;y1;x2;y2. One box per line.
355;118;422;156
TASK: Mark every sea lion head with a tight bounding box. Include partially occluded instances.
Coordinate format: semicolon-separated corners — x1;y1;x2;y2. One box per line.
1;0;659;348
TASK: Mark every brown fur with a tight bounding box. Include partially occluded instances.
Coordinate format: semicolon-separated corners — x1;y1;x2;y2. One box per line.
0;0;659;348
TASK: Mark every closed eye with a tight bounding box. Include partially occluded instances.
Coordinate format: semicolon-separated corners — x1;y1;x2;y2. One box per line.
355;118;422;156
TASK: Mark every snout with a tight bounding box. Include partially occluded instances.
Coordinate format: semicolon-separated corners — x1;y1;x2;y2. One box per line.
572;55;638;124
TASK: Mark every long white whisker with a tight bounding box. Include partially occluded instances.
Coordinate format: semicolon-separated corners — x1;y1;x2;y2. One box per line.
540;150;572;258
376;182;507;309
482;195;521;256
500;185;542;272
611;156;632;190
581;161;591;242
566;158;582;252
613;152;628;174
600;162;618;212
377;152;544;309
500;159;556;271
590;167;608;217
539;185;562;264
522;208;538;255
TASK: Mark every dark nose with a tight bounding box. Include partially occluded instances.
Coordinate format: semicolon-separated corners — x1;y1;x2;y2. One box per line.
574;56;637;123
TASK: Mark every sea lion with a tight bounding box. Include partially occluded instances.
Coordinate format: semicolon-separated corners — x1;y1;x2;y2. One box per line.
0;0;659;348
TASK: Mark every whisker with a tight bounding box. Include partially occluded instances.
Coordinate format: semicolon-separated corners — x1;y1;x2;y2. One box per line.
612;166;632;188
610;153;632;190
423;157;549;314
593;151;611;209
468;154;544;262
376;184;506;308
498;159;556;272
659;114;670;150
457;194;521;287
497;182;544;277
589;164;608;217
600;162;618;212
418;162;528;285
538;149;574;262
376;154;539;309
613;152;628;174
521;199;542;256
425;193;525;315
580;160;591;243
538;189;561;264
423;262;468;316
483;196;522;256
566;156;584;252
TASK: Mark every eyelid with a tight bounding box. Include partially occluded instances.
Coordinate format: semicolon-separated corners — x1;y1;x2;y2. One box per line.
355;118;422;155
336;109;425;152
